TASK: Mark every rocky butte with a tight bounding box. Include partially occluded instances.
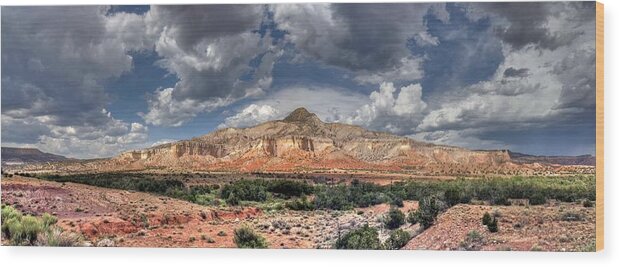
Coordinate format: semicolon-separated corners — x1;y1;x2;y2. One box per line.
107;107;546;175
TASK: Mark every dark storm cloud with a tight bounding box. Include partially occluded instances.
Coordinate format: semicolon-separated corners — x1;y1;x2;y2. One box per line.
1;6;150;157
140;5;278;126
1;6;123;125
149;5;264;52
503;67;529;78
473;2;595;50
410;3;504;96
552;47;596;111
272;3;439;73
325;3;430;71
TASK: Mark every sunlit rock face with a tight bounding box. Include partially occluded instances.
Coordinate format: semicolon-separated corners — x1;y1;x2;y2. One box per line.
110;107;521;174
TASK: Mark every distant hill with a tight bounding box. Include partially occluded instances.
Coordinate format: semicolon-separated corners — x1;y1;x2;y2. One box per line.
507;151;595;166
1;147;70;165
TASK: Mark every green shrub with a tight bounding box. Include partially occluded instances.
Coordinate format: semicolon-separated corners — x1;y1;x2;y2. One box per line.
390;196;404;207
1;206;83;246
226;192;240;206
334;224;382;250
487;217;499;233
407;210;419;225
4;215;44;245
266;180;313;198
384;229;411;250
313;185;353;210
482;212;492;226
41;213;58;228
492;195;511;206
466;230;483;242
221;180;268;202
4;217;23;242
233;226;268;248
285;196;315;211
20;216;44;244
418;195;444;229
529;193;547;205
384;207;405;229
444;187;464;206
37;227;82;247
1;205;22;223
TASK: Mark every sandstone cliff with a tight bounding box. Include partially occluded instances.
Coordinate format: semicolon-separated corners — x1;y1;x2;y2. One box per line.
110;107;519;174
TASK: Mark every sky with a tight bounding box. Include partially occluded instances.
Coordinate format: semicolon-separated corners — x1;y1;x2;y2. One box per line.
1;2;597;159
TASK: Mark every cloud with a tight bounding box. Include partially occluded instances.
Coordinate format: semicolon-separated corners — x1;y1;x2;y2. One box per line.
342;82;427;134
411;5;595;152
219;86;369;128
471;2;594;51
138;5;280;127
2;110;149;158
1;6;152;158
503;67;529;78
353;57;424;85
140;88;214;127
409;129;507;150
272;3;441;82
218;104;280;129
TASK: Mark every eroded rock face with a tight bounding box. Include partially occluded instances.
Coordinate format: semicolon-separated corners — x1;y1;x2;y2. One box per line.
110;107;518;174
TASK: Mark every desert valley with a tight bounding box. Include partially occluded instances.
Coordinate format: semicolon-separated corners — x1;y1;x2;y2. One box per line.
1;108;596;250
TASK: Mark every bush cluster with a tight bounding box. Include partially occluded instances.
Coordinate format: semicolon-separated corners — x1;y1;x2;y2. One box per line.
233;225;268;248
220;179;313;205
285;196;315;211
36;173;595;212
334;224;412;250
334;224;382;250
1;205;82;246
383;207;405;230
384;229;412;250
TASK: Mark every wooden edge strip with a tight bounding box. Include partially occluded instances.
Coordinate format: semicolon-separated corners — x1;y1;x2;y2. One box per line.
595;1;604;252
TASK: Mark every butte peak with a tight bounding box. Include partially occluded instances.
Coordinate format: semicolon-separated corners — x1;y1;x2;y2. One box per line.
283;107;322;124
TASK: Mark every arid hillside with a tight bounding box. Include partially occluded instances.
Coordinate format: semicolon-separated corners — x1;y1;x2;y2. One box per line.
24;107;589;176
1;147;71;165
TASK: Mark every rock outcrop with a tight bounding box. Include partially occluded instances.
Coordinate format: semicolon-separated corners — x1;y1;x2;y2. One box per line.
108;107;524;174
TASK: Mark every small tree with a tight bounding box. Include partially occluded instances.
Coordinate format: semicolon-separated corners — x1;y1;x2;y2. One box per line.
233;225;268;248
384;229;411;250
482;212;492;226
418;195;444;229
384;207;405;229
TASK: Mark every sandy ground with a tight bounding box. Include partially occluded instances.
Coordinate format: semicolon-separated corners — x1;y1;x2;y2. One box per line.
403;202;595;251
1;176;415;248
